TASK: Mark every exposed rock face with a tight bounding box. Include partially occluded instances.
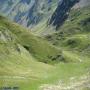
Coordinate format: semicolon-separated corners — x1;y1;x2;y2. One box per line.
0;0;58;28
0;0;90;30
49;0;80;29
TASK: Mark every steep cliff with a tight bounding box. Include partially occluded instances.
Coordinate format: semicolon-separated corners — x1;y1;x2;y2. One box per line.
0;0;90;30
49;0;80;29
0;0;58;28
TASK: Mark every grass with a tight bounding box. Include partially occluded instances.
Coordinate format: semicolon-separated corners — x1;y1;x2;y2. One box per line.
0;16;63;64
0;6;90;90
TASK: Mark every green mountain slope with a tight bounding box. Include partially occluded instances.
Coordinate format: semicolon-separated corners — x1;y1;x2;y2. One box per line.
41;6;90;90
0;17;55;78
0;15;60;89
0;16;64;64
45;6;90;53
0;6;90;90
0;21;55;90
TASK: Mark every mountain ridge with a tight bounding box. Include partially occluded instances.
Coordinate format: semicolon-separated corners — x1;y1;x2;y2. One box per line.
0;1;90;90
0;0;90;32
0;0;58;28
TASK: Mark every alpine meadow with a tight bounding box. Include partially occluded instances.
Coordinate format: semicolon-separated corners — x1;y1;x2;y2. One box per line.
0;0;90;90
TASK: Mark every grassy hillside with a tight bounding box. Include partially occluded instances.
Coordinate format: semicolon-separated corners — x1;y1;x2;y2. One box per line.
0;6;90;90
45;6;90;53
0;15;61;89
0;16;64;64
41;6;90;89
0;20;55;90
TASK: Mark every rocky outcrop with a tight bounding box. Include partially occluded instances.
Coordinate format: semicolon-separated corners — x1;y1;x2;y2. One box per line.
49;0;80;29
0;0;90;30
0;0;58;28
